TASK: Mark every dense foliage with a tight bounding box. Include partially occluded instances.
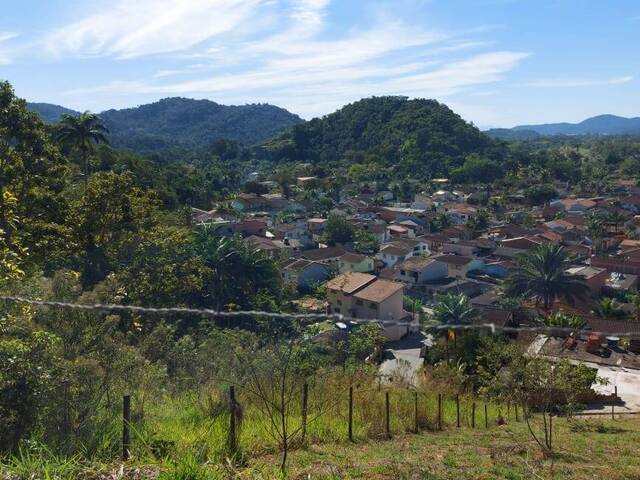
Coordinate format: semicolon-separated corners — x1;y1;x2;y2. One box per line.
259;96;503;179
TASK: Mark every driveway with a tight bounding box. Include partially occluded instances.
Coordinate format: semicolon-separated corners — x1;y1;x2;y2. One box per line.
379;332;432;386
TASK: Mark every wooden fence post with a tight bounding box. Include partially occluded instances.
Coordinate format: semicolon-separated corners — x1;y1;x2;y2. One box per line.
471;402;476;428
515;404;519;422
484;404;488;429
414;391;419;433
122;394;131;460
549;414;553;451
437;394;442;430
507;402;511;421
301;383;308;443
228;386;237;456
385;391;391;439
348;386;354;442
612;386;617;420
456;395;460;428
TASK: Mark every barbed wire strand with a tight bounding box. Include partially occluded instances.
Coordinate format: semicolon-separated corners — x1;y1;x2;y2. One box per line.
2;295;640;337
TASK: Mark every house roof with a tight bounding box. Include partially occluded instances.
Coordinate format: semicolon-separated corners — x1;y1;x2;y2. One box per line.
339;252;369;264
434;254;475;266
325;272;376;294
400;256;440;272
282;258;326;273
566;265;606;280
380;244;411;256
353;279;404;304
302;246;346;261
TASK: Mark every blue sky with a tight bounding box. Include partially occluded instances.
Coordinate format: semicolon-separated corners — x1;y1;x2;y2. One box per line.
0;0;638;128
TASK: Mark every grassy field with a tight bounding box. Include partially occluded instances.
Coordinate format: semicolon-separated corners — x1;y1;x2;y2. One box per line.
3;411;640;479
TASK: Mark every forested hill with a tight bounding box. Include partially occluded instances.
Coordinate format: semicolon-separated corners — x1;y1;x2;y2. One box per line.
27;102;79;123
487;114;640;137
258;96;501;177
28;97;304;151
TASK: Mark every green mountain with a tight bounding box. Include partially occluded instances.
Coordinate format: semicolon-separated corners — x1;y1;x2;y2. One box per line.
28;97;303;151
491;114;640;137
259;96;498;176
27;102;79;123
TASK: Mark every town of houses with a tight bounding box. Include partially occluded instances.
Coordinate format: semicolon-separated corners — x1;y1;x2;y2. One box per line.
191;175;640;349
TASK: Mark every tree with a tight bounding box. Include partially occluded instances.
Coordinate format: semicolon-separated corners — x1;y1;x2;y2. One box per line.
431;293;478;326
525;184;557;206
586;213;607;254
591;297;627;320
505;243;589;311
57;112;109;186
68;171;161;286
322;214;355;246
480;351;605;455
543;311;586;330
0;81;69;273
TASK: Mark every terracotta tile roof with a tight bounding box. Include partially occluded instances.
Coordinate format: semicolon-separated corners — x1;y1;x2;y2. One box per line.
339;252;369;264
302;246;346;261
433;254;474;265
353;279;404;303
325;272;376;294
400;256;440;271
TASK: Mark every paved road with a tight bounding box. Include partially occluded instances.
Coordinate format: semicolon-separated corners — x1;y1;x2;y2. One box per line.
379;332;432;386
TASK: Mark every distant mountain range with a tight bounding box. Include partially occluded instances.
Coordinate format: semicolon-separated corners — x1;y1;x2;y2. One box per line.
27;98;303;150
486;114;640;139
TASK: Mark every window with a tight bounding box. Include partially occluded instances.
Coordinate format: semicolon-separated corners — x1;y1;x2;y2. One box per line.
356;299;363;306
334;307;341;313
337;300;342;306
400;270;406;275
369;302;377;309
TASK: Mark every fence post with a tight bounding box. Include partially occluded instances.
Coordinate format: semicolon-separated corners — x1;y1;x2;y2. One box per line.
122;394;131;460
437;394;442;430
515;404;519;422
414;391;419;433
301;383;308;443
549;414;553;451
471;402;476;428
484;404;488;429
348;385;354;442
63;381;71;437
456;395;460;428
612;385;617;420
385;391;391;439
507;401;511;421
228;386;237;456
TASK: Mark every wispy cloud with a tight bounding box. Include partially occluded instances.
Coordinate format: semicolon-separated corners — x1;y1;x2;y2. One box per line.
55;1;528;118
523;75;634;88
0;32;18;65
44;0;270;59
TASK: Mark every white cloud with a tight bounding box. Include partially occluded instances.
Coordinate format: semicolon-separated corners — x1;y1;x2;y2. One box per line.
0;32;18;65
44;0;269;59
52;0;529;119
523;76;634;88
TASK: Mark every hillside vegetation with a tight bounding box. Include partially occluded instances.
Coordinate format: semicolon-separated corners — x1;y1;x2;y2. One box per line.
259;96;502;178
29;97;303;152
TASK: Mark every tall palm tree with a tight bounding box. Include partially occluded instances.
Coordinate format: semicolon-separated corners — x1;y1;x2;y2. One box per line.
505;243;589;311
57;112;109;186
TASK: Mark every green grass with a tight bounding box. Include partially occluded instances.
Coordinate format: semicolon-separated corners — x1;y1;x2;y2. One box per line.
5;385;632;480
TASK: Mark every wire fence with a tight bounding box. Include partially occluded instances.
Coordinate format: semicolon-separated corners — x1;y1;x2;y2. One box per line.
4;294;640;337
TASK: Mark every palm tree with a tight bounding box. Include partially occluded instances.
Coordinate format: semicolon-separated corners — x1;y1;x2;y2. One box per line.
432;293;478;326
586;213;606;254
505;243;589;312
57;112;109;186
591;297;627;320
